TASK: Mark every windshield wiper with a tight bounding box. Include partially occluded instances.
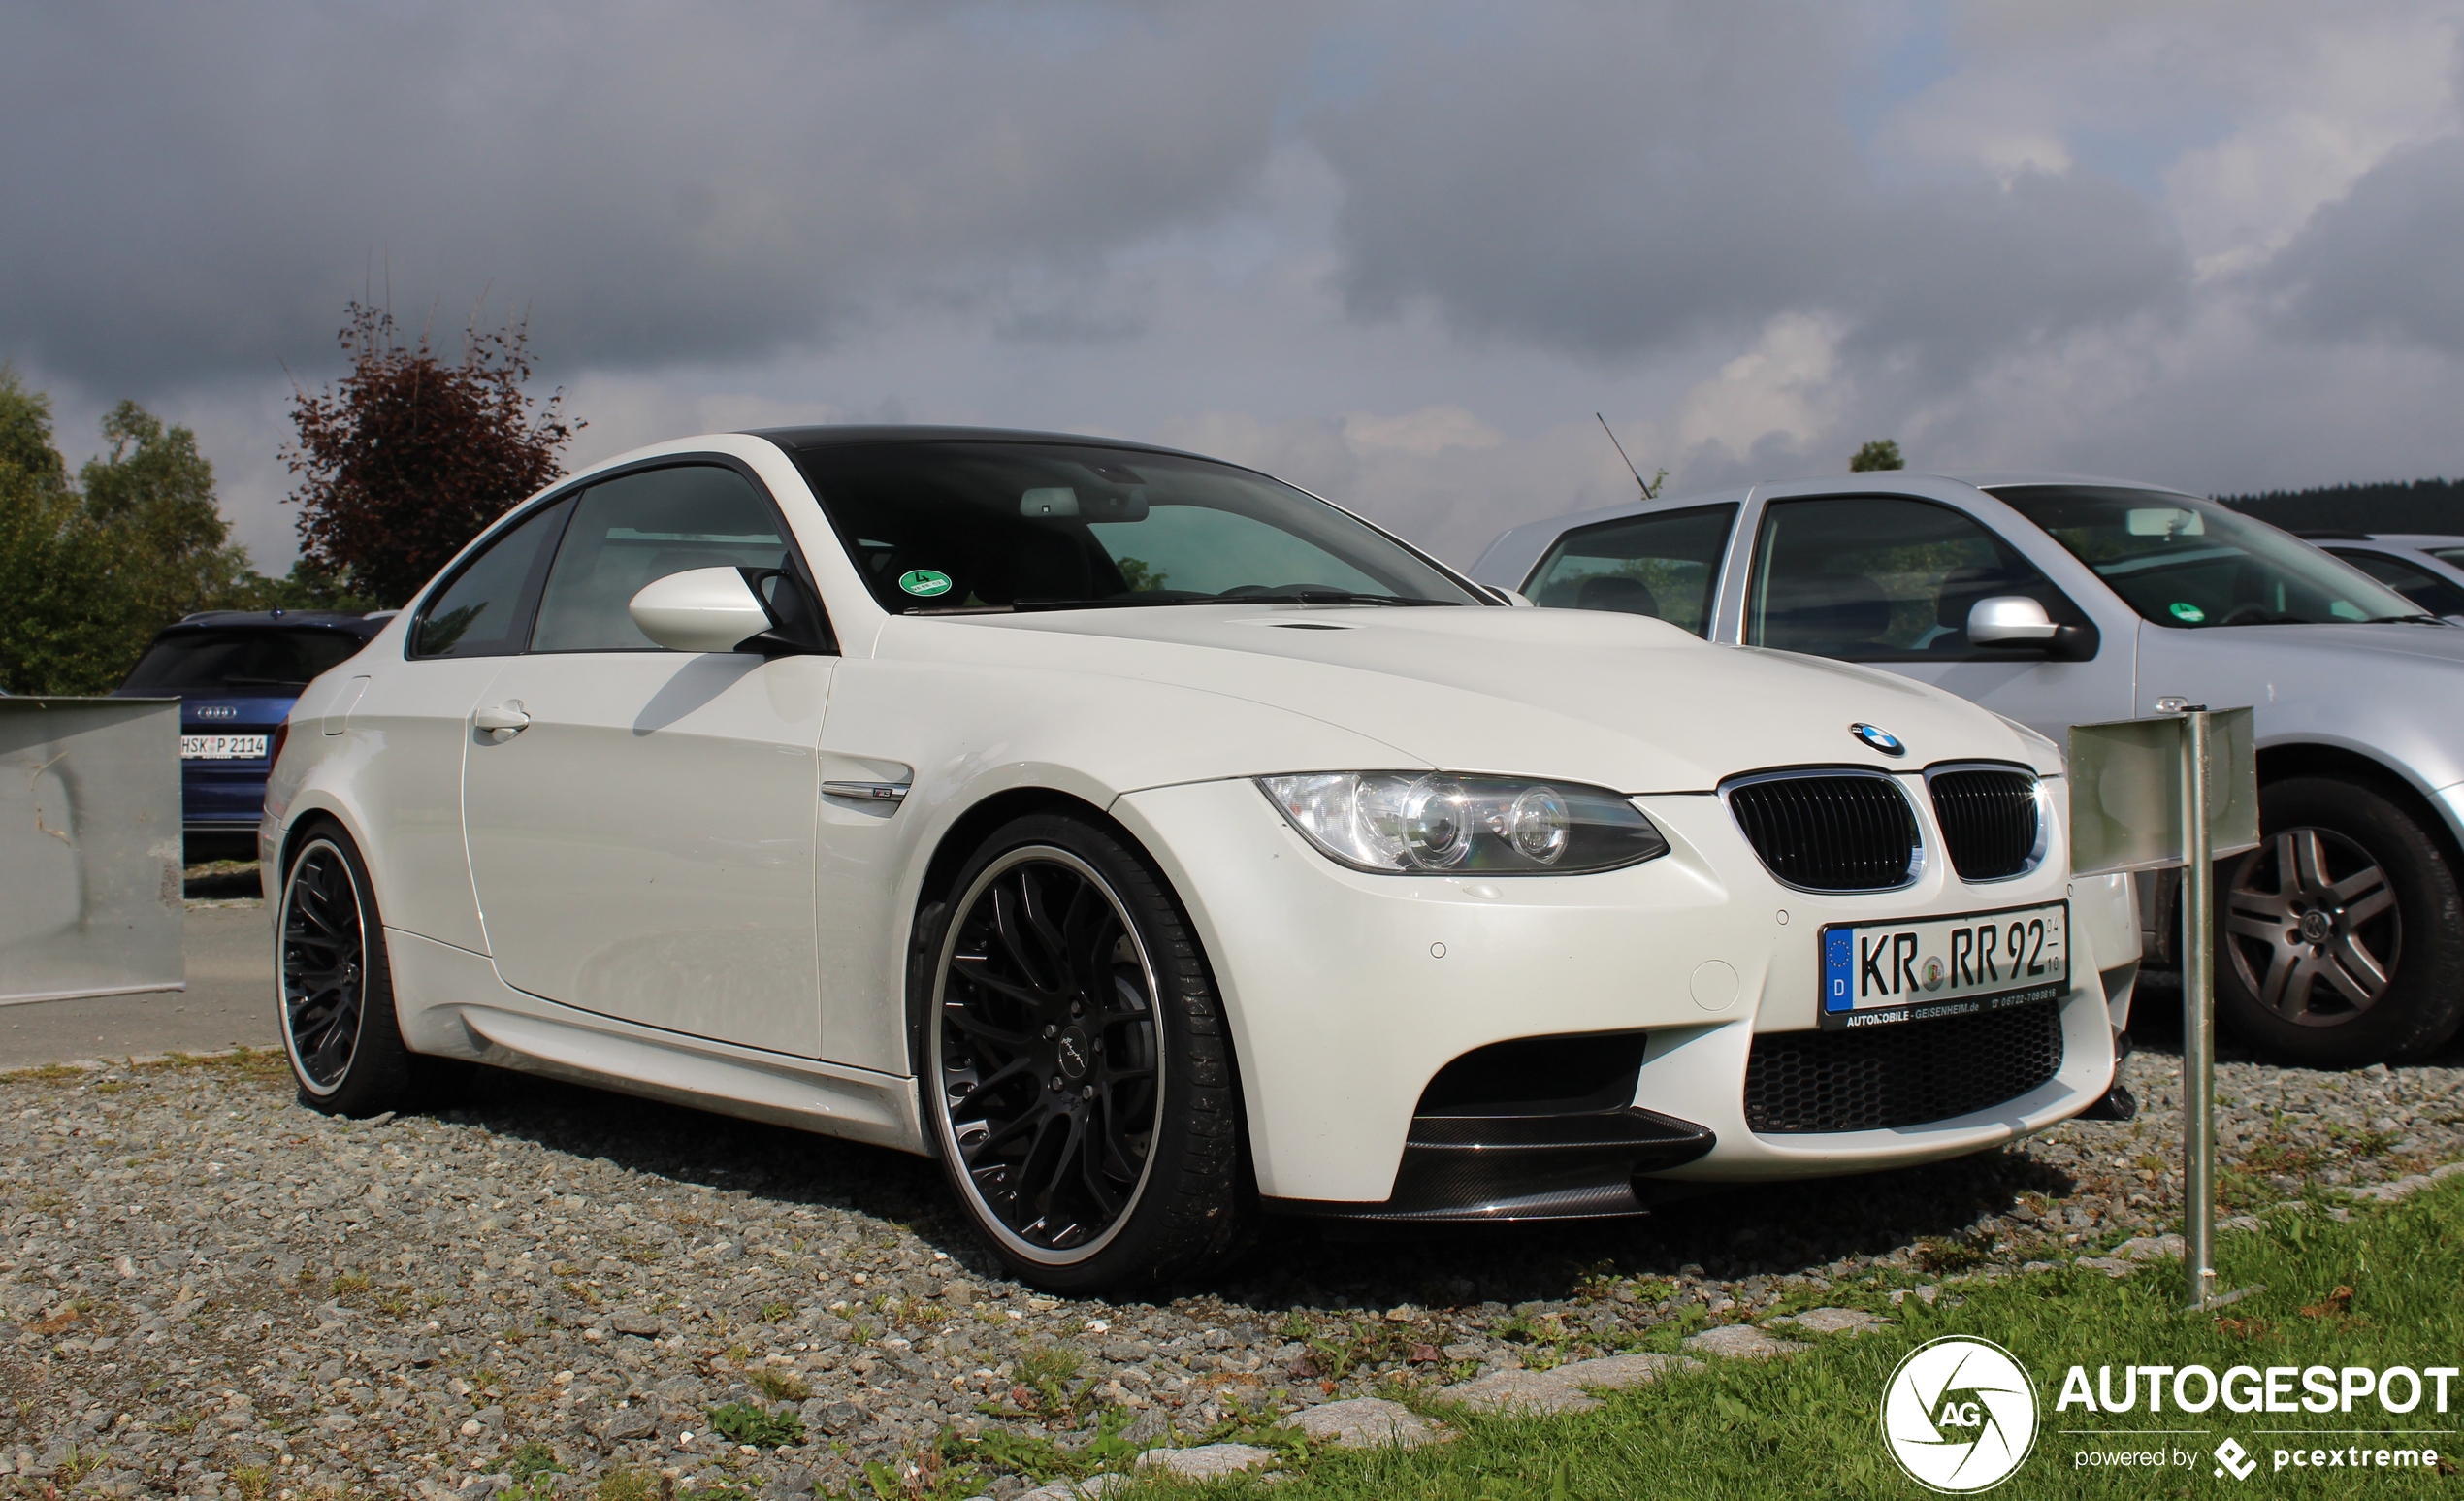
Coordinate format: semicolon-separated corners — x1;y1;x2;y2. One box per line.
1012;588;1463;612
218;675;310;690
1009;591;1210;611
2365;613;2446;625
1218;588;1462;606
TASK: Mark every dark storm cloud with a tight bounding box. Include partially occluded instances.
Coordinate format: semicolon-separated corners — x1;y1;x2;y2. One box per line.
0;1;1306;390
1306;3;2187;383
2266;133;2464;352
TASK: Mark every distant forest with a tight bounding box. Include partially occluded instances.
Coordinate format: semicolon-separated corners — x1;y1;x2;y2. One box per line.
2218;478;2464;535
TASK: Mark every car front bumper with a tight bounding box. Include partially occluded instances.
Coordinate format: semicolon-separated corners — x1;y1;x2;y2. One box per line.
1112;776;2119;1214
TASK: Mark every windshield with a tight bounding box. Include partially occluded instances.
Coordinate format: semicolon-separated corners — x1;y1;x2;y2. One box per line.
1987;486;2421;628
120;628;370;694
790;441;1483;612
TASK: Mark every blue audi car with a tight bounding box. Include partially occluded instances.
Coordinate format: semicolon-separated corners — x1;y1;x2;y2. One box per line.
115;609;389;861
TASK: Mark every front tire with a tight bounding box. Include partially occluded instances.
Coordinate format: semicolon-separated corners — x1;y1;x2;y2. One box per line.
278;824;419;1116
2214;777;2464;1066
919;813;1250;1291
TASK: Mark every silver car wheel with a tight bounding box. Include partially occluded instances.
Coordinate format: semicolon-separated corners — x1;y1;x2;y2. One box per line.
2222;825;2401;1026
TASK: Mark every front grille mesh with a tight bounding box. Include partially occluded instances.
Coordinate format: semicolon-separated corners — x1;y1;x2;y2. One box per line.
1726;773;1918;891
1929;768;2041;881
1743;1003;2064;1133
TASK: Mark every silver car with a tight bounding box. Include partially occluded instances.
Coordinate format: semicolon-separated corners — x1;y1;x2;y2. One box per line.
2294;532;2464;626
1474;474;2464;1067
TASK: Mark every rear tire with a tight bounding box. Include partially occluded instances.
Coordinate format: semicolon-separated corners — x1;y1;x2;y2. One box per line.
2214;777;2464;1066
917;812;1250;1291
277;823;421;1116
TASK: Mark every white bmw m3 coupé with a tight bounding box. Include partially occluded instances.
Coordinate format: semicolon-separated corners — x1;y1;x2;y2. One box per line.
264;427;2125;1289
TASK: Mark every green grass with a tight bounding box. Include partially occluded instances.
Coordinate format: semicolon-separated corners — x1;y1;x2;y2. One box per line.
1115;1178;2464;1499
706;1400;807;1449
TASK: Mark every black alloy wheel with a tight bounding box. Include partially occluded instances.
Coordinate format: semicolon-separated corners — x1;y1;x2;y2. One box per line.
922;814;1249;1289
277;826;418;1115
281;837;368;1093
2214;777;2464;1066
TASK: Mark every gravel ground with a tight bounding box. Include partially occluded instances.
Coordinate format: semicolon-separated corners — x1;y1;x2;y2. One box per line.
4;1027;2460;1500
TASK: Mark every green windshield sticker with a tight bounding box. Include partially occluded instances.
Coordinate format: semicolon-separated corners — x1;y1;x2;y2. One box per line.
2169;601;2206;623
898;569;953;598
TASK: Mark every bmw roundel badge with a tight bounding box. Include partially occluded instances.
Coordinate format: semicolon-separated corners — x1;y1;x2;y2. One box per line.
1850;722;1905;757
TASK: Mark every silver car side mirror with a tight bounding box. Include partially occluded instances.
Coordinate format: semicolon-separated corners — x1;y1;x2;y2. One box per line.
630;567;775;653
1967;594;2060;645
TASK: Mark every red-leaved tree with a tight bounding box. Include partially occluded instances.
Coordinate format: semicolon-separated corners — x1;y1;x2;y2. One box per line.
283;303;581;606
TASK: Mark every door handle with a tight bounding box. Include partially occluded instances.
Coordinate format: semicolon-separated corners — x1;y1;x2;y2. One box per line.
474;704;532;740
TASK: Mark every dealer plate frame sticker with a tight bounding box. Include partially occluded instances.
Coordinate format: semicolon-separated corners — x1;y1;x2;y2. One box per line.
1819;899;2068;1030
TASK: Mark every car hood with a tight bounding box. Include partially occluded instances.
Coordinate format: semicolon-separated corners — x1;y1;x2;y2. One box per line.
875;605;2053;792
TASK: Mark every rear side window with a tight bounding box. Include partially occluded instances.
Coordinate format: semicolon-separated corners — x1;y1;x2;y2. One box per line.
409;498;573;659
1747;495;2080;660
2328;549;2464;618
1524;505;1735;637
121;630;370;694
529;465;797;653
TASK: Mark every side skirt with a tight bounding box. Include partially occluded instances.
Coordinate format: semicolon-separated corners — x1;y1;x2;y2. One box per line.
385;926;925;1155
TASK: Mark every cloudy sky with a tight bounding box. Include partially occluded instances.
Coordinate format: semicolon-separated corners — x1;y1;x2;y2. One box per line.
6;1;2463;570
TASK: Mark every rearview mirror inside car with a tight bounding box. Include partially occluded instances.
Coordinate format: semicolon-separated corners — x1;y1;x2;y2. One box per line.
2125;506;2203;538
1019;486;1150;523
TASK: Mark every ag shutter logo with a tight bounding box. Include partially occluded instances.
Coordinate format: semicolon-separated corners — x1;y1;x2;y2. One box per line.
1882;1336;2040;1492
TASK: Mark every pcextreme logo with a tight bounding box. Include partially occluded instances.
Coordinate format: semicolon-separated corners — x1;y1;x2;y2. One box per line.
2216;1438;2259;1479
1881;1336;2041;1492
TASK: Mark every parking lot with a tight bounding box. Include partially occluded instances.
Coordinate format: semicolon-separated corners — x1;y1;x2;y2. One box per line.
5;885;2458;1498
0;869;276;1072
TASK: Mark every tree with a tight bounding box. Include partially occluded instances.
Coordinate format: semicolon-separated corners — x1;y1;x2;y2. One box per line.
1850;439;1905;473
81;401;257;636
0;372;259;693
0;369;116;693
284;303;580;607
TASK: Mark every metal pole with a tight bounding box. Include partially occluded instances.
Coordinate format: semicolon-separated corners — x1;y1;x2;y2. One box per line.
2181;708;2218;1310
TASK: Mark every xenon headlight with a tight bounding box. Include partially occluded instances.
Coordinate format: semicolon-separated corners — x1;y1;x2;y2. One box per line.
1256;772;1670;874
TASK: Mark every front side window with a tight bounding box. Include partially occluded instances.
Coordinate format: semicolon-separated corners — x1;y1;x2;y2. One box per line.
1990;486;2420;629
789;441;1483;612
1746;495;2078;659
409;498;573;659
531;465;798;652
121;629;371;694
1524;504;1735;638
2326;549;2464;618
2431;546;2464;570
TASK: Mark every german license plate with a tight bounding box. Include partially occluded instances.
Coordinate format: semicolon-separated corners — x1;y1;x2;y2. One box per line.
179;734;269;761
1819;900;2069;1029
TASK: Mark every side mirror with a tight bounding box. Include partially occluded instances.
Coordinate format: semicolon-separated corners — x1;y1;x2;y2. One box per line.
630;568;782;654
1967;595;2059;647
